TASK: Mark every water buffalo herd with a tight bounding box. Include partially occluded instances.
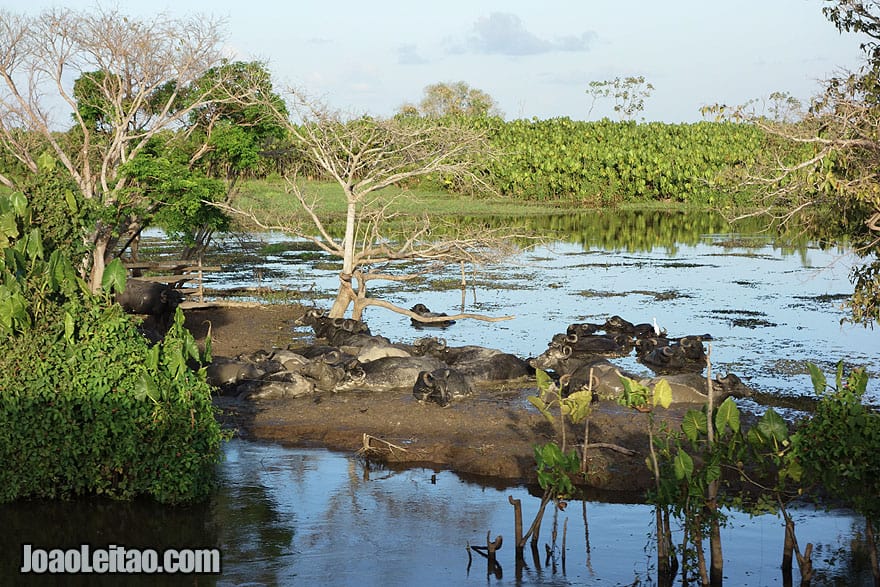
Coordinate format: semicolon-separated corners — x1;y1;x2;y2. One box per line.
204;308;753;408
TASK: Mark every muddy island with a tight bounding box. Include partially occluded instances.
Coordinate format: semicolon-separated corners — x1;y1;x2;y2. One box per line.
184;303;753;494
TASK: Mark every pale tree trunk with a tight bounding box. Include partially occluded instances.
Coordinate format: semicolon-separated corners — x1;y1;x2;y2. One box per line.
328;192;358;318
88;237;109;293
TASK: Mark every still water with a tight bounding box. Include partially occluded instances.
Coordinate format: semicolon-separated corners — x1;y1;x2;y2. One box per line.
2;439;873;585
4;210;877;585
206;211;878;406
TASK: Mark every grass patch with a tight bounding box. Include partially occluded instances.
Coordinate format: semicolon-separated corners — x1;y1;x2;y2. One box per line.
232;177;565;224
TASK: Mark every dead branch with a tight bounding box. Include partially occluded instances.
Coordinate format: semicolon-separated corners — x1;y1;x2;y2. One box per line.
358;433;408;457
583;443;637;456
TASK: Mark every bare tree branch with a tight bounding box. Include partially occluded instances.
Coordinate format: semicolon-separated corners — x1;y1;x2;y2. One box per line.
218;88;535;320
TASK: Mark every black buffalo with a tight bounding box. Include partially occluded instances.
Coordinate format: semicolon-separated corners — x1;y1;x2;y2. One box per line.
116;279;185;339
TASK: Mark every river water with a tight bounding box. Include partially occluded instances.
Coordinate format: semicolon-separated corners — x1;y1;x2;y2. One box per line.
3;210;877;585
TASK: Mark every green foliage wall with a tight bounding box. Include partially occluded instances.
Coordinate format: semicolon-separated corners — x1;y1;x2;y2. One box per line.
0;192;225;504
473;117;770;204
0;304;225;504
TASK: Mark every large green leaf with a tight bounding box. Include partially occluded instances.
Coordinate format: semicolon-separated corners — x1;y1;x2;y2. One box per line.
652;378;672;409
715;396;740;435
674;448;694;481
25;229;44;261
101;258;127;294
562;389;593;423
807;362;827;395
9;191;27;217
134;373;161;403
63;311;75;343
756;408;788;446
682;409;708;443
535;368;553;392
527;395;554;423
0;211;18;244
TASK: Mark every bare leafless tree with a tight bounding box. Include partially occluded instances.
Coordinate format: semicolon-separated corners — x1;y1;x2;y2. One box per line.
219;89;530;320
0;7;268;290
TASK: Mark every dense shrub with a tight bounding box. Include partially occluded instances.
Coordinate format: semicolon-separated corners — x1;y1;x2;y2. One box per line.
0;304;225;504
0;192;225;504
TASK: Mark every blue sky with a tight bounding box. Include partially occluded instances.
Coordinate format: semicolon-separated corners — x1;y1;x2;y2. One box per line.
4;0;869;122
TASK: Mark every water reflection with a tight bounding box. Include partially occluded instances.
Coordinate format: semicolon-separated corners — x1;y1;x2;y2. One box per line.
2;439;872;586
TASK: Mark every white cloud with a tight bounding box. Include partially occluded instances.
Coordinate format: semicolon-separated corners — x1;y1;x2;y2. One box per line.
463;12;595;56
397;43;429;65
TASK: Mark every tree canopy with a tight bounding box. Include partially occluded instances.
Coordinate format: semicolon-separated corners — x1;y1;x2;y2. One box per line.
399;81;503;119
0;7;282;288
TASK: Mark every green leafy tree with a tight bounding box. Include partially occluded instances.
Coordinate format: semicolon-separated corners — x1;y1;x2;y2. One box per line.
400;81;503;118
0;7;275;290
727;1;880;325
166;60;288;258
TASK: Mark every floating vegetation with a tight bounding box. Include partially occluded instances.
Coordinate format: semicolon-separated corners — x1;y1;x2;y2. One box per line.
313;262;341;271
730;317;778;328
793;293;849;303
286;251;328;261
707;252;778;260
259;240;324;255
746;390;819;413
629;289;690;301
657;261;709;269
712;309;767;317
768;358;811;376
709;308;777;328
577;289;626;298
578;289;689;300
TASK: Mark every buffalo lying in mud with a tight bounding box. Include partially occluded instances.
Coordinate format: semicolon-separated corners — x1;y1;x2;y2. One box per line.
533;316;752;404
410;303;456;328
211;310;751;408
206;309;536;403
413;368;474;407
412;337;534;383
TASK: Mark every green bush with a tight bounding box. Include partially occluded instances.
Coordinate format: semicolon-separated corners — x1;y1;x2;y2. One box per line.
0;300;226;504
455;116;802;204
0;191;226;504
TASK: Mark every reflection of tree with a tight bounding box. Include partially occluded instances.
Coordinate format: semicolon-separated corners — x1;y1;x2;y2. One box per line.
463;210;818;254
210;443;297;585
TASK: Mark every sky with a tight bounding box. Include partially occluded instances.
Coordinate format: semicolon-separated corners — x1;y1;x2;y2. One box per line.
3;0;871;122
